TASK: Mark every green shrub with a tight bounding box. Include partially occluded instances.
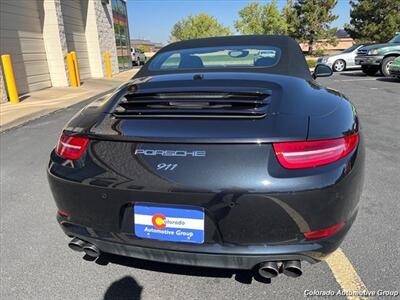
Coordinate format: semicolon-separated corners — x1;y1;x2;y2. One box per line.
314;49;326;56
307;59;316;68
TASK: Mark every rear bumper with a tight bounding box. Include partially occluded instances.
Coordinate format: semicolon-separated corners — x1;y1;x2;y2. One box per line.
49;156;363;269
58;212;356;269
355;55;383;66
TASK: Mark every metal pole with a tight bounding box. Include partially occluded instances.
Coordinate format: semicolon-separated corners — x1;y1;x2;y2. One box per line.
104;51;112;78
70;51;81;86
1;54;19;103
67;53;78;87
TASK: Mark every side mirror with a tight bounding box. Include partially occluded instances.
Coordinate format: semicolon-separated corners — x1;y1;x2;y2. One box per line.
312;64;333;79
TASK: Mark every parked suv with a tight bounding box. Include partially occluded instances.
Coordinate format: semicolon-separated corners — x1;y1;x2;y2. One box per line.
355;33;400;76
131;48;146;66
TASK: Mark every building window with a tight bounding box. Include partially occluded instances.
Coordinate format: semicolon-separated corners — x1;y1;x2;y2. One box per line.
112;0;131;71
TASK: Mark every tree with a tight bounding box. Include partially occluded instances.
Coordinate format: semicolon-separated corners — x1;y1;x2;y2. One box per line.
170;13;232;41
235;1;288;35
345;0;400;43
294;0;338;55
283;0;299;38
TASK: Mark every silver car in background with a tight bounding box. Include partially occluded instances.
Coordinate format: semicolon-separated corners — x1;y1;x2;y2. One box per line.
317;45;364;72
131;48;146;66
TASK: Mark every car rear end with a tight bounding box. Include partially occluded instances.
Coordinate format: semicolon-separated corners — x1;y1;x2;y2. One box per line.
131;48;136;60
48;73;365;279
131;48;139;65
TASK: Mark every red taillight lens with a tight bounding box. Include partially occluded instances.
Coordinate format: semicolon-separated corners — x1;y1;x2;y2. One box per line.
304;222;345;240
57;210;70;218
273;133;359;169
55;134;89;160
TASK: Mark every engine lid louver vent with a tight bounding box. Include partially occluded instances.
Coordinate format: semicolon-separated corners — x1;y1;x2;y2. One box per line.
113;90;271;119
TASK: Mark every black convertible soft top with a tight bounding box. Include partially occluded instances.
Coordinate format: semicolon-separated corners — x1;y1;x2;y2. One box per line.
135;35;312;80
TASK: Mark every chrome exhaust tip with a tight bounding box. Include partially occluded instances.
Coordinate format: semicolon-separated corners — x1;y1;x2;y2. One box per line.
282;260;302;278
257;261;280;279
68;237;86;252
82;243;100;258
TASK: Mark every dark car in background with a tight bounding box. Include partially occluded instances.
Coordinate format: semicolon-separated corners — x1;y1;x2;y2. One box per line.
355;32;400;76
48;35;364;280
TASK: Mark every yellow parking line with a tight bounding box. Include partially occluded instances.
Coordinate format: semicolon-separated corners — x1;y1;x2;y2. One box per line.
326;248;370;300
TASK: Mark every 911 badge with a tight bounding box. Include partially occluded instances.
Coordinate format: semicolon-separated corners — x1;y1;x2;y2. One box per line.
134;203;204;244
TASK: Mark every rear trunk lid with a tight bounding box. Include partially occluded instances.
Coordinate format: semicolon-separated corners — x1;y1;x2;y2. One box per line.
87;72;312;143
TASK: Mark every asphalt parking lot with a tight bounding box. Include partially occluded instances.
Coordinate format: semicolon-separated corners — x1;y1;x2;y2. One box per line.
1;70;399;299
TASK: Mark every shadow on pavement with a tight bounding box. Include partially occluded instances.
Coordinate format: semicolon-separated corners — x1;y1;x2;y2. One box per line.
93;253;270;285
104;276;143;300
336;71;399;83
376;77;400;83
338;71;374;77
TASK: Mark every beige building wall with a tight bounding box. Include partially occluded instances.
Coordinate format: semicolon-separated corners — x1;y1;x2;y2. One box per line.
42;0;69;87
300;38;355;53
85;0;119;78
61;0;91;80
0;0;125;103
0;65;7;103
0;0;52;97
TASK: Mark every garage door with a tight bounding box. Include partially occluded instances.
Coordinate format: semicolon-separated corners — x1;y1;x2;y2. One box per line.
0;0;51;94
61;0;91;80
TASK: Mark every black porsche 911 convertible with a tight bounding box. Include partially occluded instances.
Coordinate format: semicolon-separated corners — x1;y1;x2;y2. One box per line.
48;35;364;279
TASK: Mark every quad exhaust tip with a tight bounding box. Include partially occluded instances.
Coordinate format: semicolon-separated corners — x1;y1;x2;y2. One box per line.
257;261;280;279
68;238;100;258
282;260;303;278
257;260;303;279
82;243;100;258
68;237;86;252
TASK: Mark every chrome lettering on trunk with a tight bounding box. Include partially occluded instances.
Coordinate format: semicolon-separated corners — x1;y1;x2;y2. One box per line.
134;149;206;157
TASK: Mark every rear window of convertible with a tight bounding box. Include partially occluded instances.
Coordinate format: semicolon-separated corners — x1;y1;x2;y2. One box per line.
148;46;282;70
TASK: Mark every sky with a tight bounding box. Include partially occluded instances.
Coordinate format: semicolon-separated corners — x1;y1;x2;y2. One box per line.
126;0;351;44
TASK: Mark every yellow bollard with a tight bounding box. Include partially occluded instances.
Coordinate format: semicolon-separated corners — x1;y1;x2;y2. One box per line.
1;54;19;103
66;53;78;87
104;51;112;78
70;51;81;86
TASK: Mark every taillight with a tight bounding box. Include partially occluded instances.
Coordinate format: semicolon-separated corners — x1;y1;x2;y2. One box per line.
57;210;70;218
304;222;345;240
55;134;89;160
273;133;359;169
